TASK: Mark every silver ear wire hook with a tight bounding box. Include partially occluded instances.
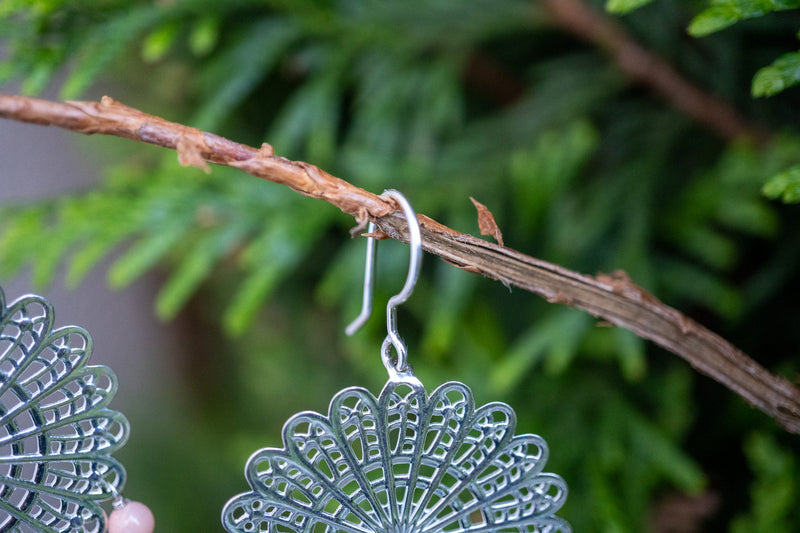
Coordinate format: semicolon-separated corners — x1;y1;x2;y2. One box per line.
344;221;377;337
345;190;422;376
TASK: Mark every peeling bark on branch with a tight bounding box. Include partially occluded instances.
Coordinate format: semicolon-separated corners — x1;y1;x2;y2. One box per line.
1;93;799;433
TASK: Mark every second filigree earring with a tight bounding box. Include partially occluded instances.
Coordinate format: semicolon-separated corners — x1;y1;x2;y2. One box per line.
222;190;571;533
0;288;154;533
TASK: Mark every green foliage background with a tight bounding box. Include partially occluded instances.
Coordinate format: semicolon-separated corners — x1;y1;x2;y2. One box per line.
2;0;800;531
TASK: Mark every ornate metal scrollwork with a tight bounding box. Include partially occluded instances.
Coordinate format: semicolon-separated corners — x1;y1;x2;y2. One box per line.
223;379;570;533
0;289;128;532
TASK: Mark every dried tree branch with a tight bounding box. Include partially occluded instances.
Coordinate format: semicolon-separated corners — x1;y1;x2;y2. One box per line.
540;0;769;143
1;93;799;433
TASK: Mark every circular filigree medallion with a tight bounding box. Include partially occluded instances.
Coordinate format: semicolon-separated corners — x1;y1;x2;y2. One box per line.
223;380;570;533
0;290;128;532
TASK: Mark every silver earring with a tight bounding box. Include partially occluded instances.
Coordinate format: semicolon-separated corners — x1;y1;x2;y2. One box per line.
0;288;153;533
222;189;571;533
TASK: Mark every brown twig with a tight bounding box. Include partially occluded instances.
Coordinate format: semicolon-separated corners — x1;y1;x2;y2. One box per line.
540;0;769;143
1;93;799;433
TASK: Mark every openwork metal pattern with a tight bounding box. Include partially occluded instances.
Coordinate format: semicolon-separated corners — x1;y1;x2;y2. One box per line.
0;289;129;533
222;379;570;533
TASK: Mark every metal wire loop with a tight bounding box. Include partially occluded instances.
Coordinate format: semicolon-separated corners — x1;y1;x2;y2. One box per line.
100;476;127;510
345;189;422;374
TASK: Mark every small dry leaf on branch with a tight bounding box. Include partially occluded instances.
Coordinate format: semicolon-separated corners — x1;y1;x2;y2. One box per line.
363;229;390;240
259;142;275;157
176;133;211;173
470;197;504;246
349;208;370;238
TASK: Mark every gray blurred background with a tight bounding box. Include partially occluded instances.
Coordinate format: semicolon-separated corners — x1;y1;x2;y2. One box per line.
0;77;181;436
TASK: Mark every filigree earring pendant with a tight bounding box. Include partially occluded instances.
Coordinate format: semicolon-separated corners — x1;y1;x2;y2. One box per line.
0;289;153;533
222;190;571;533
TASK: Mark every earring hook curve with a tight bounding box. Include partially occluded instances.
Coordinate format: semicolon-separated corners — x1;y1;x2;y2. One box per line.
345;189;422;374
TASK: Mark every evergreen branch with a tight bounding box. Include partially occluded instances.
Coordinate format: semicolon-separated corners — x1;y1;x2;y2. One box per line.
541;0;769;143
1;93;799;433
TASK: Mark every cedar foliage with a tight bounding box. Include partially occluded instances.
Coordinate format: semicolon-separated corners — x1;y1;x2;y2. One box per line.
2;1;800;531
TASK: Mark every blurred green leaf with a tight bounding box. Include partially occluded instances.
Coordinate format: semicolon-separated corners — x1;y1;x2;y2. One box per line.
60;5;162;99
510;120;599;233
156;224;245;320
0;0;27;17
66;235;120;288
688;6;740;36
189;16;219;57
489;309;592;393
762;164;800;202
731;432;800;532
193;17;300;130
20;47;64;95
141;21;180;63
109;226;187;288
625;403;706;492
587;463;628;532
420;265;476;360
224;267;282;337
0;207;49;278
613;328;646;381
688;0;799;37
606;0;655;14
753;51;800;96
660;258;743;319
224;203;332;335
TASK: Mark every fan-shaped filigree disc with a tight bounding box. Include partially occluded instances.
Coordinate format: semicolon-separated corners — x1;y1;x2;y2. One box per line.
0;289;129;533
223;379;570;533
